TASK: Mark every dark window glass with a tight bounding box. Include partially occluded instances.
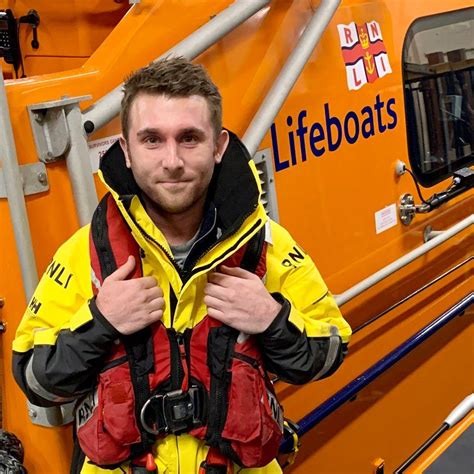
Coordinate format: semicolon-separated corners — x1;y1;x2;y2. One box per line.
403;8;474;187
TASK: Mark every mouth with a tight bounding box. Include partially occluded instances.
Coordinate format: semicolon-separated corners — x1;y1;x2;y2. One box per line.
159;180;191;189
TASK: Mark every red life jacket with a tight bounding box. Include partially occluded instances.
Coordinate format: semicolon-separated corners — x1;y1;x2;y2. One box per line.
76;194;284;469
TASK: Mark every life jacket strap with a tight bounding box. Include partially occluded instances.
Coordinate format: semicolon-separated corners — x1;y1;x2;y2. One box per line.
199;447;234;474
140;385;206;436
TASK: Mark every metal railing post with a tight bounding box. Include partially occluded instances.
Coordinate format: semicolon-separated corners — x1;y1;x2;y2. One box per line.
0;69;38;301
83;0;272;134
64;103;98;226
242;0;341;156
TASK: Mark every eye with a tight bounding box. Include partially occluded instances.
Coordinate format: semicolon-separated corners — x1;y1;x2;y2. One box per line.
180;134;199;145
144;136;161;146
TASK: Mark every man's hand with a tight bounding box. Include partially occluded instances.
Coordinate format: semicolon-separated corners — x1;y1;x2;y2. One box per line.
204;265;281;334
95;255;164;335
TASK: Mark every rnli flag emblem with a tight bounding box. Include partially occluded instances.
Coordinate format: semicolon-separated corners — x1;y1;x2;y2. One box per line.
337;20;392;90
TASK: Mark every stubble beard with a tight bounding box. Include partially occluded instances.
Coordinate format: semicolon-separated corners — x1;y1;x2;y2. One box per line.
143;182;208;218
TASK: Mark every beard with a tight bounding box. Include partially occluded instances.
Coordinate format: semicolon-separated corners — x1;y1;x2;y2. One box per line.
141;180;209;216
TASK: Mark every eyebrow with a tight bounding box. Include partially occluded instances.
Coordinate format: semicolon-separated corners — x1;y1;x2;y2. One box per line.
136;127;206;139
179;127;206;138
136;128;161;139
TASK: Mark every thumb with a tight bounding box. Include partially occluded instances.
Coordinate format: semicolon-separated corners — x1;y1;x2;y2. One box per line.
108;255;136;281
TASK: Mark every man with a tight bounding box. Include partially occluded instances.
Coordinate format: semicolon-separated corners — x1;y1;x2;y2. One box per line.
13;58;351;474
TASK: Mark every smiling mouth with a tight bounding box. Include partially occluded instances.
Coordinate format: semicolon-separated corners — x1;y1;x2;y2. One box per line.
159;181;191;189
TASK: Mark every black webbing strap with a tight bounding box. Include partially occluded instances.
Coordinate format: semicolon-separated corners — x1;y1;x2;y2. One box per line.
239;226;265;274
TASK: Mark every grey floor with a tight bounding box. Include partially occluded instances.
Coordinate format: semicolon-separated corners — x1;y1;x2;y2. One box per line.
424;424;474;474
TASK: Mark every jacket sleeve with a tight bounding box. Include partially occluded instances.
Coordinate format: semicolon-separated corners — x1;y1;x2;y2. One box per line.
259;221;352;385
12;225;120;408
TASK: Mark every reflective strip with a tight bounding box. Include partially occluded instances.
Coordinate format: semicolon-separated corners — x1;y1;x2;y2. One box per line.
25;357;78;403
27;400;75;427
264;220;273;245
311;326;341;381
91;267;101;290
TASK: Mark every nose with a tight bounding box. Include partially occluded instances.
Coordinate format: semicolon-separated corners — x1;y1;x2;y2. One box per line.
162;140;184;171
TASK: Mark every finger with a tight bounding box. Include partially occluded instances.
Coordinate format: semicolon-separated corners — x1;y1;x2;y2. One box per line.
206;306;226;322
207;272;234;287
204;294;226;312
219;265;256;279
108;255;136;282
138;276;160;290
148;309;163;322
144;286;163;302
148;296;165;311
204;283;236;302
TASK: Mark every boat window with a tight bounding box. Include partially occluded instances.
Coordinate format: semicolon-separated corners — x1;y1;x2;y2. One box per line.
403;8;474;187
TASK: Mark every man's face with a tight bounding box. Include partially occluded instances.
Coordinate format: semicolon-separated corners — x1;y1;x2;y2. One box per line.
120;93;228;216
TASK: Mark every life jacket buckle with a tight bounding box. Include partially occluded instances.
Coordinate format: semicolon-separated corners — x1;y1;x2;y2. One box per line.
140;385;205;435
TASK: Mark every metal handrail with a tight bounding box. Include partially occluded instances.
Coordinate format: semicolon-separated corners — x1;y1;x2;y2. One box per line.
0;68;38;301
82;0;272;134
353;256;473;334
280;293;474;453
242;0;341;157
335;215;473;307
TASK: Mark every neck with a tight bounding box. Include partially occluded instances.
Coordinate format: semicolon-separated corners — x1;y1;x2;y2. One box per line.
142;196;205;246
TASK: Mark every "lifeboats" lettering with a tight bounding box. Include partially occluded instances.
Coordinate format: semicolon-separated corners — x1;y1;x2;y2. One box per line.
271;94;398;172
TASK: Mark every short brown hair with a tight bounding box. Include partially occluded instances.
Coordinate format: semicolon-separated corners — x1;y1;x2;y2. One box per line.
121;57;222;140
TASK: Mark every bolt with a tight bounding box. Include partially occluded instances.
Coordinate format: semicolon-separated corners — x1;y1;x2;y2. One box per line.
28;409;38;418
395;160;406;176
34;112;43;123
37;171;48;185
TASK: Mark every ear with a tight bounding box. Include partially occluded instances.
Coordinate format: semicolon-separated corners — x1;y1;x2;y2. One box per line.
214;129;229;164
119;136;132;169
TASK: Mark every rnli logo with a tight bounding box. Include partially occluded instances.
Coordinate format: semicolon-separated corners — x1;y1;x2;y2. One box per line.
76;391;98;428
265;389;284;432
337;20;392;90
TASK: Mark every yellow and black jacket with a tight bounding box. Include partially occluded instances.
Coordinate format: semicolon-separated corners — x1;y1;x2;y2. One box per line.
13;131;351;474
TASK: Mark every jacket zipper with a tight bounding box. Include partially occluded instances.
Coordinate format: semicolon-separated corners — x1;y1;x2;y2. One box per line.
131;217;183;276
130;204;263;289
169;286;178;327
233;351;260;369
176;332;189;391
183;217;263;286
183;207;217;270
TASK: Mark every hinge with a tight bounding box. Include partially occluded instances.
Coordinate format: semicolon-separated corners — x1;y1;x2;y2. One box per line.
28;95;91;163
0;162;49;197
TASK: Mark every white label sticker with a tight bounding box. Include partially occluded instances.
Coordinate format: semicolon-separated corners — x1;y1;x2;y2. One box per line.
88;134;121;173
375;204;397;234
